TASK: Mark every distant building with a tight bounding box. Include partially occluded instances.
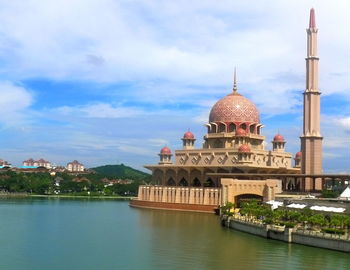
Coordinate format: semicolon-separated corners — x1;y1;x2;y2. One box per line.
72;177;90;183
101;178;132;187
0;159;12;168
22;158;51;169
67;160;85;172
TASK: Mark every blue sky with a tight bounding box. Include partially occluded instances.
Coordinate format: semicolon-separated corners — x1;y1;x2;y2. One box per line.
0;0;350;172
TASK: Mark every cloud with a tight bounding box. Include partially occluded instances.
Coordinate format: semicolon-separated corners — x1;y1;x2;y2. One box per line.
0;81;33;125
0;0;350;172
338;117;350;130
56;103;145;118
0;0;349;110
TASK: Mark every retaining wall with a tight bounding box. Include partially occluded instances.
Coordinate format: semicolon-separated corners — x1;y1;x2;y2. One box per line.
223;217;350;252
130;199;218;213
293;231;350;252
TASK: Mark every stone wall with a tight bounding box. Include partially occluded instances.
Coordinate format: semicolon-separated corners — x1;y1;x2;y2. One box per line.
223;216;350;253
293;231;350;252
129;200;217;213
226;218;268;238
137;185;221;206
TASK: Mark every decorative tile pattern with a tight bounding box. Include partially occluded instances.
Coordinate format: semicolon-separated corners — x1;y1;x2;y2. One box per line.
209;93;260;123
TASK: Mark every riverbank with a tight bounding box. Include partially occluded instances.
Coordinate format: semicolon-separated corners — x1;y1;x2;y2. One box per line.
221;215;350;253
0;193;135;200
30;194;135;200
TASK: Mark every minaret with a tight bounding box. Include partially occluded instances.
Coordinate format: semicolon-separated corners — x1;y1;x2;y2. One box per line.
300;8;323;191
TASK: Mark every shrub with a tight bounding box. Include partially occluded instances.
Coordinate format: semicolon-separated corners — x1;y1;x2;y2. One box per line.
321;190;340;198
321;228;345;235
284;222;296;228
264;218;273;224
277;221;296;228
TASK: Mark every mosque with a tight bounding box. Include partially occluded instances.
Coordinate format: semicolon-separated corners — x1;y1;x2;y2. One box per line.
130;9;324;212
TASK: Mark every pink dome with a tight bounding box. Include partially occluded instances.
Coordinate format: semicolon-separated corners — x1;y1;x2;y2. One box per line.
236;128;247;136
160;146;171;155
295;151;302;159
209;92;260;124
183;131;195;139
273;134;285;142
238;144;251;153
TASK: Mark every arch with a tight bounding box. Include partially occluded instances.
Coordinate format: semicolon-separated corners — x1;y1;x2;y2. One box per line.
257;125;261;135
165;169;176;185
211;123;217;133
240;123;247;131
153;169;164;185
235;194;263;207
190;169;202;186
204;178;215;187
192;177;201;187
214;139;223;148
249;124;255;134
179;177;189;186
218;122;226;133
205;124;211;134
228;123;236;133
204;168;218;187
177;169;189;184
167;177;176;186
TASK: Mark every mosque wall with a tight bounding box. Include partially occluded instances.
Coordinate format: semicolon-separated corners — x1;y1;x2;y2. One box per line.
136;185;221;206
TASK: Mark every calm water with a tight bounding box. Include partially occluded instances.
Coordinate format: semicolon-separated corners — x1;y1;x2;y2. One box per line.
0;199;349;270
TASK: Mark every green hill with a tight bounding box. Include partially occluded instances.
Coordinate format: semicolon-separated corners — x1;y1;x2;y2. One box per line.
90;164;150;180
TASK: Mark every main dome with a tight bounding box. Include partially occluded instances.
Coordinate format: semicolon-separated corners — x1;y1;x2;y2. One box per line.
209;92;260;124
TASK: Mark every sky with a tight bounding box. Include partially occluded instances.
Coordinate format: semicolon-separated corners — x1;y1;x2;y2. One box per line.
0;0;350;172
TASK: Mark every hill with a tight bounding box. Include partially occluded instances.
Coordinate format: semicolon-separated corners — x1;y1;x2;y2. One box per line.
90;164;150;181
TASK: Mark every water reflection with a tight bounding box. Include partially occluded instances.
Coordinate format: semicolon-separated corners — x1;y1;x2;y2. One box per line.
0;199;348;270
135;208;350;270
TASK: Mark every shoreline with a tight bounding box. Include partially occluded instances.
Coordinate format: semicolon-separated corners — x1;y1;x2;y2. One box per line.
31;194;135;200
0;193;135;200
222;215;350;253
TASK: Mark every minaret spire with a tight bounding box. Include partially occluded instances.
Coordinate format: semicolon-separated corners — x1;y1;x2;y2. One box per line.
301;8;323;191
233;67;238;93
309;8;316;28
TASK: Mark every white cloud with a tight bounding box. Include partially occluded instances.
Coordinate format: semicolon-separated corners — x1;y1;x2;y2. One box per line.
0;0;350;171
0;81;33;125
56;103;145;118
338;117;350;130
0;0;349;111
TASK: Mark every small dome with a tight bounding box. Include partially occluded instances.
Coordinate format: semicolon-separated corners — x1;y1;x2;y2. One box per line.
236;128;247;136
183;131;195;139
238;144;251;153
295;151;302;159
273;134;285;142
160;146;172;155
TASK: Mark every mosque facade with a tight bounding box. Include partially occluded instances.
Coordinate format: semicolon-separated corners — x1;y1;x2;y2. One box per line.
131;9;322;212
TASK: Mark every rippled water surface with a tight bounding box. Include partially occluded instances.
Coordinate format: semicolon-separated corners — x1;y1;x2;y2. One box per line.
0;198;349;270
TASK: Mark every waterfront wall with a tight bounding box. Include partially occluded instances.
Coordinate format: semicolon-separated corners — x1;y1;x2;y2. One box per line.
129;199;217;213
225;218;268;238
137;185;220;205
130;185;220;213
223;216;350;253
293;231;350;252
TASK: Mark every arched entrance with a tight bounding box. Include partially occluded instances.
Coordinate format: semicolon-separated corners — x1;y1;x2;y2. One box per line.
235;194;263;207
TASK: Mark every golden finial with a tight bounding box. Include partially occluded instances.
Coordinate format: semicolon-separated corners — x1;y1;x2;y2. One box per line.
233;67;237;93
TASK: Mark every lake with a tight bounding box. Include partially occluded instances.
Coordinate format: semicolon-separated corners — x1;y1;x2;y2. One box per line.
0;198;349;270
